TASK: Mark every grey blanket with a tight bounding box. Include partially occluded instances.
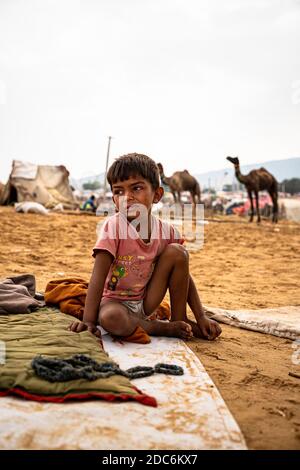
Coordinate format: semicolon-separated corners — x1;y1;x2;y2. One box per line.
0;274;45;314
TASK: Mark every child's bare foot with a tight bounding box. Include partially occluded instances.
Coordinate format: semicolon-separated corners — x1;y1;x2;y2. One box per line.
148;320;193;339
186;317;222;340
168;321;193;339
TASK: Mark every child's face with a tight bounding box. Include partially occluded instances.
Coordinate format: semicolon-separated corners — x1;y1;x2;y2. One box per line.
111;176;163;220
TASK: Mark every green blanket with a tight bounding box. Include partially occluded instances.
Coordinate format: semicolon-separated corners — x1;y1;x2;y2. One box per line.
0;308;156;406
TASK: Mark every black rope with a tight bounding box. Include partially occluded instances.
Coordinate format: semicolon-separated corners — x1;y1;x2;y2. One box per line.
31;354;184;382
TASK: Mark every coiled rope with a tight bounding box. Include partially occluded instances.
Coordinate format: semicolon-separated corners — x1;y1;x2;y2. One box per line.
31;354;184;382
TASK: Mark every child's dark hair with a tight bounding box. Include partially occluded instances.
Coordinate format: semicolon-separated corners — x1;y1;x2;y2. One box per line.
107;153;160;190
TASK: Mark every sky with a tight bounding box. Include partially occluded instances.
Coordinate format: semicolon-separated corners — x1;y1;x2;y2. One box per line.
0;0;300;182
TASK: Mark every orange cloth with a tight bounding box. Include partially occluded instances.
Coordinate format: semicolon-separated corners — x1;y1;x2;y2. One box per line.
44;278;88;319
45;278;171;344
116;326;151;344
152;298;171;320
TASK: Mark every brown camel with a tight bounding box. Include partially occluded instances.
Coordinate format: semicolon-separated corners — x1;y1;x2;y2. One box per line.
157;163;201;205
226;156;278;223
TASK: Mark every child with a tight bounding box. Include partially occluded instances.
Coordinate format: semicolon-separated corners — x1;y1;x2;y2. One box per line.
69;153;221;341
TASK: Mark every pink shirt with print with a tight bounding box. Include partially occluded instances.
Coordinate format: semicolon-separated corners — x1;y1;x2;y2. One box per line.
93;213;184;301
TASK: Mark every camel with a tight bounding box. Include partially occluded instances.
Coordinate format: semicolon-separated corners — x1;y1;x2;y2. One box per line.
157;163;201;205
226;156;278;223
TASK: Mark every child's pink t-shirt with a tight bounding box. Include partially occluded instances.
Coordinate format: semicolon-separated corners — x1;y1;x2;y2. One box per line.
93;213;184;301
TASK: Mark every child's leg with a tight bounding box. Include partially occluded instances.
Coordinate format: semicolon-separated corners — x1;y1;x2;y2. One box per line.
99;300;192;339
143;243;221;340
99;302;139;336
143;243;189;319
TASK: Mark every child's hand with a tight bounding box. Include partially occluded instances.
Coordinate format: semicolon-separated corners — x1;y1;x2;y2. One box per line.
198;316;222;340
69;320;101;338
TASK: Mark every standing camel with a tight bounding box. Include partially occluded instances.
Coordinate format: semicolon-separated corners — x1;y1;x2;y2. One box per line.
157;163;201;205
226;156;278;223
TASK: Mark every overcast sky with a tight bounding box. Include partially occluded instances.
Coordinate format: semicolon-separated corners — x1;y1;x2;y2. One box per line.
0;0;300;182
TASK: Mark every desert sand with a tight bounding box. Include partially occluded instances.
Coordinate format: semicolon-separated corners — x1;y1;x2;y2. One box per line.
1;206;300;450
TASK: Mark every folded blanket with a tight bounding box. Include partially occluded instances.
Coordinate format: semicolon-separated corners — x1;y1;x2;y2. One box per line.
0;308;156;406
0;274;45;314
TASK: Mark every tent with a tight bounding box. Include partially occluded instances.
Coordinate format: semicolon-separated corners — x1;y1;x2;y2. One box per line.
0;160;78;209
279;197;300;222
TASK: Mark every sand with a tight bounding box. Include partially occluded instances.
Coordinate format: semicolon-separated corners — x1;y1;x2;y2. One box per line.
1;206;300;449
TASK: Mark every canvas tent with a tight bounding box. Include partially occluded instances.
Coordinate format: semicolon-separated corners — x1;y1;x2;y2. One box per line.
279;197;300;222
0;160;78;209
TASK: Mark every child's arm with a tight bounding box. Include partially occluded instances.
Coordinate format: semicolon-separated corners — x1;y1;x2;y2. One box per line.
83;250;113;323
69;250;113;335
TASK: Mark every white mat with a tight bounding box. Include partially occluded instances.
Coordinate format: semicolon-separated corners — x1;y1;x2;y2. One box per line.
0;335;246;450
205;305;300;340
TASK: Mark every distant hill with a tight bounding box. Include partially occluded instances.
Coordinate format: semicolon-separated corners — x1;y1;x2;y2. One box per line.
70;173;105;190
70;157;300;191
195;157;300;190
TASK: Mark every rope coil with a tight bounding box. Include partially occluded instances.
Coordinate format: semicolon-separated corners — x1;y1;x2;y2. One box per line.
31;354;184;382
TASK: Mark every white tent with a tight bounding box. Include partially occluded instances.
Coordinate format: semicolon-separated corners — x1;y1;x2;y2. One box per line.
0;160;78;209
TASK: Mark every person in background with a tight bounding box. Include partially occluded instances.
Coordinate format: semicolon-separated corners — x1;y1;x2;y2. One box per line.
82;195;97;212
